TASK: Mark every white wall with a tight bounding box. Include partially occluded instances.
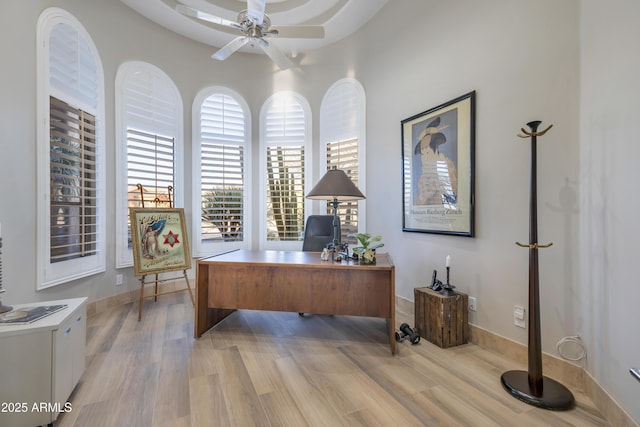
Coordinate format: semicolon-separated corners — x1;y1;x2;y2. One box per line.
1;0;637;422
0;0;274;303
580;0;640;422
332;0;581;355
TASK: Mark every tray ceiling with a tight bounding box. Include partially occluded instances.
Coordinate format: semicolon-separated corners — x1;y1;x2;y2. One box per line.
121;0;388;56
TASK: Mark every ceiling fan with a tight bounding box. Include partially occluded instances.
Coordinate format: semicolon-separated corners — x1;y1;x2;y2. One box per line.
175;0;325;69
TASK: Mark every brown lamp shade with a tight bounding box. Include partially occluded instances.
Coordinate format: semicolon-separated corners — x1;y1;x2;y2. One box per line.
306;169;365;201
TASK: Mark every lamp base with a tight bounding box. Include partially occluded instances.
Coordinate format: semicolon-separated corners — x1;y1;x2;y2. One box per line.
501;370;575;410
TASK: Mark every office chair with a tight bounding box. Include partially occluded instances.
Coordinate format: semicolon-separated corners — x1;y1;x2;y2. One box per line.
302;215;340;251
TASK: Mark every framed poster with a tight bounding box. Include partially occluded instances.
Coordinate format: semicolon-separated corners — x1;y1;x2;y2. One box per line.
401;91;475;236
130;208;192;276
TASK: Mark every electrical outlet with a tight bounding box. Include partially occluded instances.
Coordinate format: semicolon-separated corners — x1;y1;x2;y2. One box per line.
116;274;123;286
468;296;477;311
514;305;526;328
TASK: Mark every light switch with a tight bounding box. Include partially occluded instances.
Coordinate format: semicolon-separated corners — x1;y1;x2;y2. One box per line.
514;305;526;328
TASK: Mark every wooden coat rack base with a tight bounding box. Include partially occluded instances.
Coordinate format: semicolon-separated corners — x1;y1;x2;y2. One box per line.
501;370;574;410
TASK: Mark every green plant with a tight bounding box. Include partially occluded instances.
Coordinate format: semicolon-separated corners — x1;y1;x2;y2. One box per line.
347;232;384;255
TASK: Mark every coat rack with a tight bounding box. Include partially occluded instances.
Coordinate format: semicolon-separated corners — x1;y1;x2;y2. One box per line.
500;121;575;410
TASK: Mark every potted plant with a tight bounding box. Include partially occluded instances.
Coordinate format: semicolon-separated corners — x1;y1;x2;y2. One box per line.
348;232;384;264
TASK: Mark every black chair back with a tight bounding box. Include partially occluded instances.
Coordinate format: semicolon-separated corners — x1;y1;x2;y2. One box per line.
302;215;340;251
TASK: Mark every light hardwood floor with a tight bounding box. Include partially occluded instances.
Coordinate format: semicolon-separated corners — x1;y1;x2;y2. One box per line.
55;291;610;427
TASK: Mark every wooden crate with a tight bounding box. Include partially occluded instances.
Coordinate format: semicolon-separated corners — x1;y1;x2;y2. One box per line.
414;287;469;348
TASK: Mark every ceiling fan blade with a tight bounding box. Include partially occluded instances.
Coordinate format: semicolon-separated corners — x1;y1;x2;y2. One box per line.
269;25;325;39
212;37;249;61
258;39;294;70
247;0;267;25
175;4;242;31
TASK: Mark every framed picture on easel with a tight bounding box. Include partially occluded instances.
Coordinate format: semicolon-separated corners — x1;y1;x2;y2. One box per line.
129;208;192;276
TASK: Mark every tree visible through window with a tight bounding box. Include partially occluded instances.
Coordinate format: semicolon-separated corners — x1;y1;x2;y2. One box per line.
263;93;308;243
266;146;304;240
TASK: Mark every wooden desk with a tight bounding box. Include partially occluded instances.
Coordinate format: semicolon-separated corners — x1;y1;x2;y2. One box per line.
195;250;396;354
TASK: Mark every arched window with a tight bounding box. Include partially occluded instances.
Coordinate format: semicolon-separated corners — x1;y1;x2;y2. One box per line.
320;78;367;237
114;62;183;267
259;92;312;250
193;87;251;257
36;8;106;289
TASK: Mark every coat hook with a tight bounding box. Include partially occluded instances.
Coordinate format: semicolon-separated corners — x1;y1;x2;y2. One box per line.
518;124;553;138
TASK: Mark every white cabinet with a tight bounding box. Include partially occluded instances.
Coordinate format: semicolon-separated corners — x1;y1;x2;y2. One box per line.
0;298;86;427
53;303;86;407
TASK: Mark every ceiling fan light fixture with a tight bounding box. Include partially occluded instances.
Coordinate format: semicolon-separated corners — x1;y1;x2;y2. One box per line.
176;0;324;70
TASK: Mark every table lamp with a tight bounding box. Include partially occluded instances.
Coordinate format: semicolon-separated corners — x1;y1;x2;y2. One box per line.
306;168;365;258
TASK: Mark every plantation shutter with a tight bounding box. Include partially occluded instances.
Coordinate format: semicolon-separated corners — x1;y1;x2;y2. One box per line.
265;96;305;241
121;66;178;250
126;129;175;208
39;9;106;288
49;96;97;262
49;23;98;109
326;138;359;235
199;94;245;242
123;68;178;137
321;80;363;237
321;80;360;144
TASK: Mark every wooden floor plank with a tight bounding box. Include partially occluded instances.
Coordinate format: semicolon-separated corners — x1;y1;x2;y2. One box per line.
189;374;230;427
53;292;611;427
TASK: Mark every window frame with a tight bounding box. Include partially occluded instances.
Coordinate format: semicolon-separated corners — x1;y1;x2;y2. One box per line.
259;91;312;250
319;78;367;234
36;7;106;289
192;86;252;257
114;61;184;268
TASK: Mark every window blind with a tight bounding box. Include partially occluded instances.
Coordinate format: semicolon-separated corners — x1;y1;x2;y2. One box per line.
321;79;365;239
326;138;359;236
118;63;180;259
199;94;246;243
321;80;360;144
49;23;98;109
265;96;306;145
266;146;305;241
264;95;306;241
49;96;97;263
124;68;179;135
39;9;106;288
126;129;175;209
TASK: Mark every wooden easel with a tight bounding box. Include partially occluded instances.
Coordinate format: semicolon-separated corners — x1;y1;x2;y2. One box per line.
138;269;194;321
135;184;195;320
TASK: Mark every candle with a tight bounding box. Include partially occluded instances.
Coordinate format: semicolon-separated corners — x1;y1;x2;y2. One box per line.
446;255;451;267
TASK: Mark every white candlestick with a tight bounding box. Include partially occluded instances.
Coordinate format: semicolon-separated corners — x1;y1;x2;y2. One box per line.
446;255;451;267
